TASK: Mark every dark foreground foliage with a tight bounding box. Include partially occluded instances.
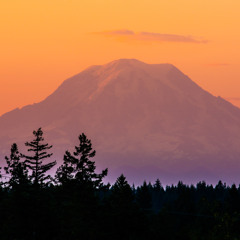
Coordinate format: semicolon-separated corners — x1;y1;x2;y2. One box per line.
1;129;240;240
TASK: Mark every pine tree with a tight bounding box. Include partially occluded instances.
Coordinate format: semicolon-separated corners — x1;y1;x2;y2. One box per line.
22;128;56;186
152;179;163;212
56;133;108;188
154;178;163;191
110;174;141;239
4;143;29;188
136;181;152;209
111;174;134;205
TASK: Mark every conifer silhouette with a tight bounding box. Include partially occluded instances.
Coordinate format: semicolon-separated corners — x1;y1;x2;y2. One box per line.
56;133;108;188
137;180;152;209
22;128;56;186
111;174;134;204
4;143;29;188
154;178;163;191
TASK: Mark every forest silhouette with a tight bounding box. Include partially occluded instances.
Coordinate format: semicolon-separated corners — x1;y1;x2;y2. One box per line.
0;128;240;240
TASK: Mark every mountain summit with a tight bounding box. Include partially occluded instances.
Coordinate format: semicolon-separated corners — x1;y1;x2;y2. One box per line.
1;59;240;183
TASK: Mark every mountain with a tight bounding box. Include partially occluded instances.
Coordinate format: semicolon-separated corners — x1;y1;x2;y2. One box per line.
1;59;240;184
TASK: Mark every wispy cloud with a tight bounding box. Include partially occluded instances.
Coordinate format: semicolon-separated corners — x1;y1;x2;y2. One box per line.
94;29;207;43
138;32;206;43
100;30;134;35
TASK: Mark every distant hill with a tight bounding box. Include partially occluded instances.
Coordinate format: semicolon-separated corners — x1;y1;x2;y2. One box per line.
1;59;240;184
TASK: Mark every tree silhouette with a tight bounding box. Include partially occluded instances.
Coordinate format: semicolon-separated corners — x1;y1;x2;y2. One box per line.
154;178;163;191
111;174;134;205
110;174;146;239
4;143;29;188
152;178;164;212
56;133;108;188
22;128;56;186
136;180;152;209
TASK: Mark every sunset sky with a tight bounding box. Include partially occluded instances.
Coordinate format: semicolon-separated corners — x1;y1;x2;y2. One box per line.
1;0;240;116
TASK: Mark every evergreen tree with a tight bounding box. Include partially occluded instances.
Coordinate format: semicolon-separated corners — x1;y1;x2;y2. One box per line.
0;166;2;185
154;178;163;191
137;180;152;209
110;175;146;239
111;174;134;205
152;179;164;212
4;143;29;188
22;128;56;186
56;133;108;188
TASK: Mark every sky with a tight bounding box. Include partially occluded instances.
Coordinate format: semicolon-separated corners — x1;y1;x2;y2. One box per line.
1;0;240;116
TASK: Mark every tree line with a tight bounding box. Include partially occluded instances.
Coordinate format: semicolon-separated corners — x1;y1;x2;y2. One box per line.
0;128;240;239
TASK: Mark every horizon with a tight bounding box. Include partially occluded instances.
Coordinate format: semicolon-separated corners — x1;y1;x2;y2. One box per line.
1;1;240;186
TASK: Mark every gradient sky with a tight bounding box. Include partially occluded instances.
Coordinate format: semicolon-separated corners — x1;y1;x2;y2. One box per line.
1;0;240;116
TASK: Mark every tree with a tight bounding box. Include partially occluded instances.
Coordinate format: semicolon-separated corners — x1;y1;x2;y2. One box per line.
111;174;134;205
22;128;56;186
154;179;163;192
56;133;108;188
136;181;152;209
4;143;29;188
0;166;2;184
109;175;146;239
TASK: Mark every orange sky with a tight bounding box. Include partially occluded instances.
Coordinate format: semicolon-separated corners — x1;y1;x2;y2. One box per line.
1;0;240;116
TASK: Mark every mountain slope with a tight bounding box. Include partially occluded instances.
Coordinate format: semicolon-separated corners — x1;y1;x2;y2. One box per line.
1;59;240;183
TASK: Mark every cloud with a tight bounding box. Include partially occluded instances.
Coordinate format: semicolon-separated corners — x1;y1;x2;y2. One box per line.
98;30;134;35
138;32;206;43
95;29;207;43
